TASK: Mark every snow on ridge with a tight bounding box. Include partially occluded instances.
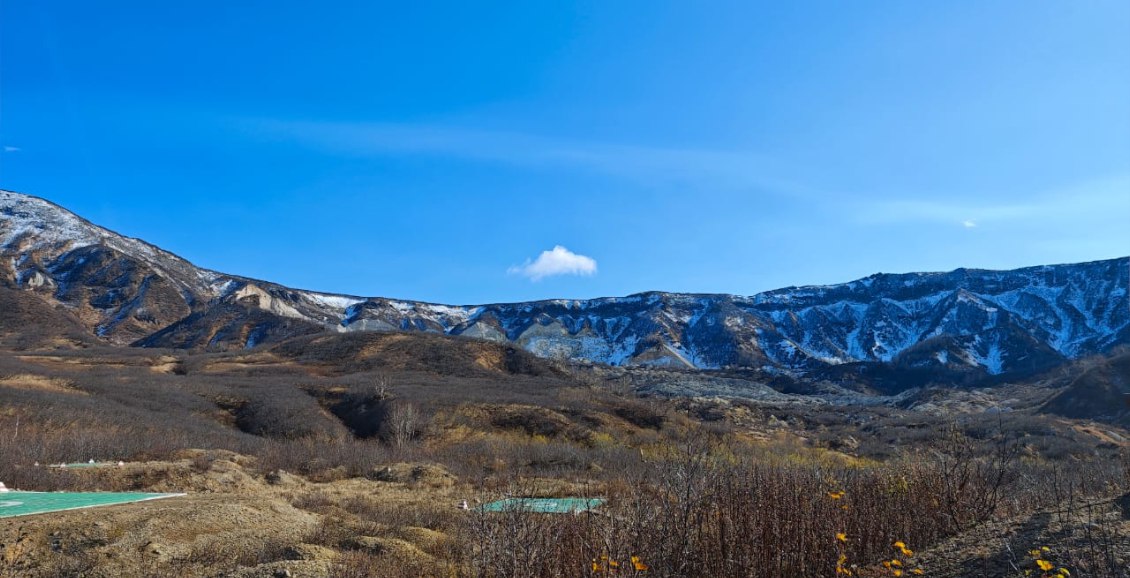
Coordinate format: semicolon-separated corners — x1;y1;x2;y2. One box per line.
213;279;240;298
307;293;366;310
1;191;105;249
6;190;1128;372
424;304;478;319
1;190;223;293
971;336;1005;375
751;259;1128;367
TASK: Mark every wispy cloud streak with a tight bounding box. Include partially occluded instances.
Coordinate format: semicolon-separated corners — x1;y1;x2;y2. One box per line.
858;174;1130;229
245;119;811;194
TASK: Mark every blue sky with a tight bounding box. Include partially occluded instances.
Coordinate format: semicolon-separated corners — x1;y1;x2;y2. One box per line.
1;1;1128;304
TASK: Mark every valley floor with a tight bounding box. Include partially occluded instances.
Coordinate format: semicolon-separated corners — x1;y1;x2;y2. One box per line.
0;335;1126;577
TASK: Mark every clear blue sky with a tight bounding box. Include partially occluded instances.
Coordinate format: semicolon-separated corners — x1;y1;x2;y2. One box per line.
2;1;1128;304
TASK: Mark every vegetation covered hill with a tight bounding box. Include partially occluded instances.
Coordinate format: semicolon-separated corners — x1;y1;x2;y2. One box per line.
0;330;1127;577
1041;348;1130;426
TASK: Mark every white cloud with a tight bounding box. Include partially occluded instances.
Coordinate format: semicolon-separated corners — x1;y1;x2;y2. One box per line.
962;219;977;228
2;146;19;153
508;246;598;281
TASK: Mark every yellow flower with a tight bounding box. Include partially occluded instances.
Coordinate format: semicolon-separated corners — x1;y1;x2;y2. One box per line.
1058;569;1070;576
1041;547;1050;552
630;556;649;571
608;560;619;569
911;570;924;575
1029;549;1042;558
836;532;848;542
828;491;846;500
592;561;602;573
890;559;902;567
894;541;907;549
893;570;903;577
1036;560;1054;571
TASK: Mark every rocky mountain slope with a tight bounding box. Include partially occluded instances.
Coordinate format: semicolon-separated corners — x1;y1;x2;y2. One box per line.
1041;348;1130;426
3;190;1128;379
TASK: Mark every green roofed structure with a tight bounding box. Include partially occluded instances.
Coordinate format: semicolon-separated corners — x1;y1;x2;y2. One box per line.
50;461;123;469
480;497;605;514
0;491;183;518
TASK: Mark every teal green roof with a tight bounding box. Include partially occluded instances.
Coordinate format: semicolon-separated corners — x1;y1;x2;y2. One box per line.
480;497;605;514
0;491;182;518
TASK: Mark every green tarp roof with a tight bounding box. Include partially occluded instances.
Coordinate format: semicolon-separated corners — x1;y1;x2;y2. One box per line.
480;497;605;514
0;491;183;518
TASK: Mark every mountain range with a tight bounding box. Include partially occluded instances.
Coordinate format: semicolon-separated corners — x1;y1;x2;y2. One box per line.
2;190;1128;382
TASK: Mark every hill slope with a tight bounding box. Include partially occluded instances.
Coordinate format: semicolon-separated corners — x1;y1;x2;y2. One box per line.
3;190;1128;379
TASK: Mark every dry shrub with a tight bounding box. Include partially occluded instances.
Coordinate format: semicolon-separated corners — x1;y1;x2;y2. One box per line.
340;495;462;533
489;405;589;442
330;549;439;578
612;399;667;430
235;391;348;441
455;435;1127;578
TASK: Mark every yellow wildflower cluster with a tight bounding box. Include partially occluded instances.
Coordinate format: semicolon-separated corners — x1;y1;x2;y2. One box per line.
826;488;925;577
591;554;648;574
880;540;924;576
1024;546;1069;578
831;488;854;575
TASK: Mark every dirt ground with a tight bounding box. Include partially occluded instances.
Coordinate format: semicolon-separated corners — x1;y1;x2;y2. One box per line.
0;452;469;578
3;451;1126;577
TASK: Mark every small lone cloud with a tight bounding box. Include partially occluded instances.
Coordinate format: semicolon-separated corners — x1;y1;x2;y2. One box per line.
962;219;977;228
508;245;597;281
2;146;19;153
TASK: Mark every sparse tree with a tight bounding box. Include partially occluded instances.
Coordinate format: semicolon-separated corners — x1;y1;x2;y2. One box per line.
384;400;423;449
372;373;392;399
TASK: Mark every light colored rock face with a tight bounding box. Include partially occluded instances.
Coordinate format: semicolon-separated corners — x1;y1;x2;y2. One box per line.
3;190;1129;375
233;285;306;320
459;321;507;342
24;271;51;289
515;320;586;360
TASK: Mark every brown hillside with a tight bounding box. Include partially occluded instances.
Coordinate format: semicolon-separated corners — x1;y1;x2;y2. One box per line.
0;287;93;349
271;331;566;378
1041;349;1130;426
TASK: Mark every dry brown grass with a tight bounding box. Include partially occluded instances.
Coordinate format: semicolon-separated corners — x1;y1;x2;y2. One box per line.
0;374;84;394
0;340;1127;577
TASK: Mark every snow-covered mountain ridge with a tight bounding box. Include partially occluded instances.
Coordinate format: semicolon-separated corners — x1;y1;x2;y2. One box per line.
3;190;1128;377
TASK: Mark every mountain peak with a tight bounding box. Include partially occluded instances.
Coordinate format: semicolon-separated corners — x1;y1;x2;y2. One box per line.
2;192;1128;381
1;189;108;251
